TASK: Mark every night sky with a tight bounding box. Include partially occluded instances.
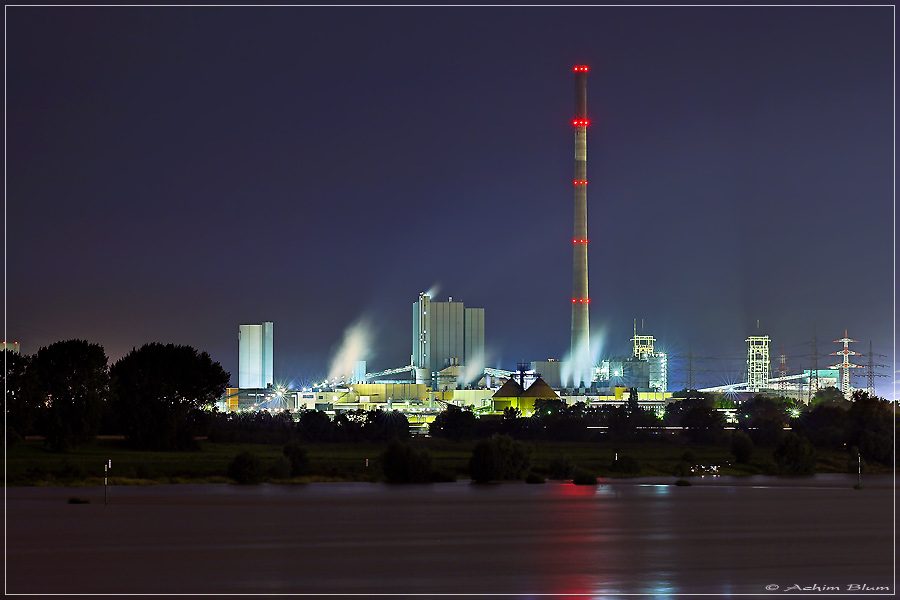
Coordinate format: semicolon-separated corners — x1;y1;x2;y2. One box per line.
6;6;895;396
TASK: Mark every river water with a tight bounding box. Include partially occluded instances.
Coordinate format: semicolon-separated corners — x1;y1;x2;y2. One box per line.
7;474;894;598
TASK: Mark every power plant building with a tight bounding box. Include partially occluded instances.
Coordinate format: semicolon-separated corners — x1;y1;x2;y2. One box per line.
239;322;273;389
412;292;484;387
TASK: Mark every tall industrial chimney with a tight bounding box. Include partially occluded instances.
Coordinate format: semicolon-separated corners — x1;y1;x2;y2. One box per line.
570;65;590;386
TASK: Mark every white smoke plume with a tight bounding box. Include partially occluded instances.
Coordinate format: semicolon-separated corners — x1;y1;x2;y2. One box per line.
327;317;373;383
458;349;486;387
560;326;606;388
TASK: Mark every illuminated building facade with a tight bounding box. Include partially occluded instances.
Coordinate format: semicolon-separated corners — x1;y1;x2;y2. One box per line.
746;335;770;393
412;292;484;387
631;331;668;393
239;322;273;389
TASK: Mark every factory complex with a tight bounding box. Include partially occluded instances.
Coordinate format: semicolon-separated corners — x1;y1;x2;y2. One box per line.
219;302;849;432
217;65;873;422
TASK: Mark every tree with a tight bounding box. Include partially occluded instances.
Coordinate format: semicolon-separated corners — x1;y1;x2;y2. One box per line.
533;399;588;442
363;409;410;441
333;409;367;442
27;340;109;451
429;405;477;441
381;439;433;483
773;432;817;475
680;405;725;444
468;435;532;483
282;441;311;476
846;391;894;464
3;350;33;444
296;409;334;442
110;343;229;450
730;430;754;464
793;403;846;450
810;386;849;407
739;396;787;446
228;451;263;484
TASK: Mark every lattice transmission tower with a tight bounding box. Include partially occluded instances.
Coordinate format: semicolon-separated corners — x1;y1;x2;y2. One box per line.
809;332;820;402
829;330;864;399
777;344;788;396
862;340;888;396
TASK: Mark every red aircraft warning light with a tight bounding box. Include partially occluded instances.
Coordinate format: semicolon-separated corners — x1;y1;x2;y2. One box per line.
572;118;590;127
573;65;589;72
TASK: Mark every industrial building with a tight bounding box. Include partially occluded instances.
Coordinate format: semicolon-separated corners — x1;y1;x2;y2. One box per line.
746;335;770;393
239;322;273;389
412;292;484;388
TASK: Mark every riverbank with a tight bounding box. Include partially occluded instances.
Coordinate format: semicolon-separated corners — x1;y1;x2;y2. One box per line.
7;437;889;486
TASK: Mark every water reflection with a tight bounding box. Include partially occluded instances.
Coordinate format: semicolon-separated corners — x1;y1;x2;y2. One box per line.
5;475;894;596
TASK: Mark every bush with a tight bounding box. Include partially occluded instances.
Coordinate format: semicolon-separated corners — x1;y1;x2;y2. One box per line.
571;468;597;485
858;430;892;465
760;458;778;475
468;435;532;483
269;455;292;479
228;451;263;484
525;472;545;484
609;455;640;474
674;479;692;486
547;455;575;480
67;496;90;504
282;441;311;476
381;439;433;483
731;431;754;464
429;405;478;441
673;461;692;477
773;433;817;475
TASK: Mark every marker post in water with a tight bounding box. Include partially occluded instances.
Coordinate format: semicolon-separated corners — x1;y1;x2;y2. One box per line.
104;460;112;505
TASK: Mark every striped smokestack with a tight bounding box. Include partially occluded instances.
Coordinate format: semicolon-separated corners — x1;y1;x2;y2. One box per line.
570;65;590;386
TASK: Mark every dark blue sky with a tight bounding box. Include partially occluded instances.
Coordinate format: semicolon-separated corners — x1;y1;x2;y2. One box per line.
6;6;895;396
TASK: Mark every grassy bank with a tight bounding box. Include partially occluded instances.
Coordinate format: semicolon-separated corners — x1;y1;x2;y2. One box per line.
5;436;887;486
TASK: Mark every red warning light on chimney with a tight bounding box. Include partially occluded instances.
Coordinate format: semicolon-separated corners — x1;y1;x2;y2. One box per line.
572;119;590;127
573;66;589;72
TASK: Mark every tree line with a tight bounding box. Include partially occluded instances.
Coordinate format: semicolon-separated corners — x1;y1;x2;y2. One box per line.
3;339;415;451
4;340;229;451
428;388;896;469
